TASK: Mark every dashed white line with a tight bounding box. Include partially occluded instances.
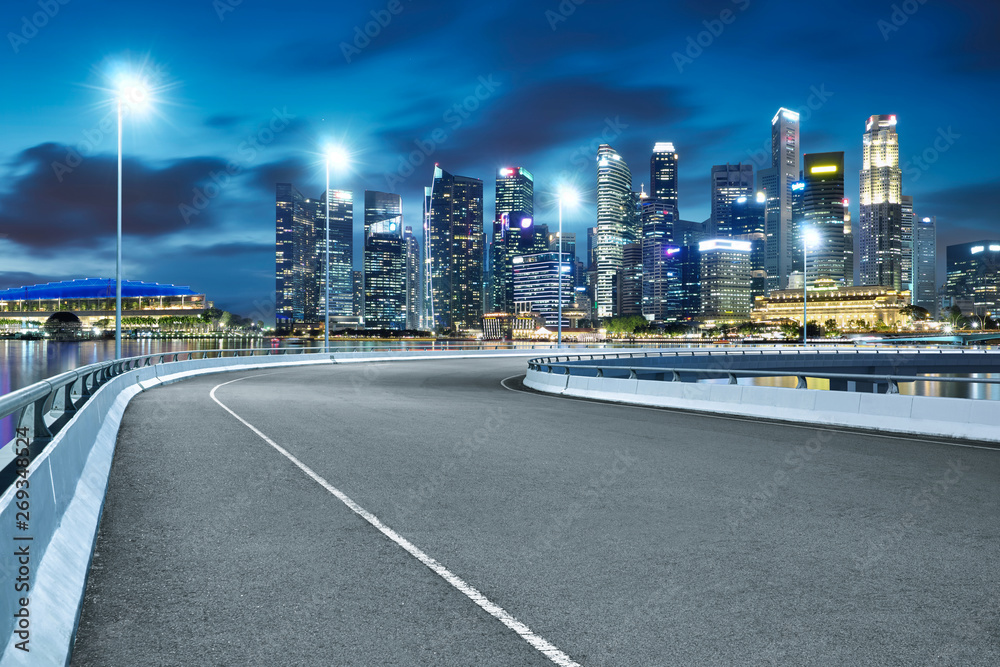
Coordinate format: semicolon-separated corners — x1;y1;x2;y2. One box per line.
209;375;580;667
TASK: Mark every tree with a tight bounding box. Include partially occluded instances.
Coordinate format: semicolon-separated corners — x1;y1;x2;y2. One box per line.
945;305;965;327
824;319;839;336
899;304;931;322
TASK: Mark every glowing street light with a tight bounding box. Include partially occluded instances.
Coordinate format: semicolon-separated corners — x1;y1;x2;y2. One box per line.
323;145;349;353
556;188;579;347
114;75;152;360
802;228;822;347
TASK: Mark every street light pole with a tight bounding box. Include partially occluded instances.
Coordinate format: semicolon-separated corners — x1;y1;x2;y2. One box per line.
557;196;563;347
324;158;330;354
802;239;808;347
116;99;123;359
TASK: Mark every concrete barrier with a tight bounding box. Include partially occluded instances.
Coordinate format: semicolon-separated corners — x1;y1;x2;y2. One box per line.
525;367;1000;444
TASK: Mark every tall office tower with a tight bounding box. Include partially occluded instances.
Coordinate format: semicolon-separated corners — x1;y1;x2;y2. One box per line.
495;166;534;218
548;231;577;259
641;200;680;322
619;242;643;316
586;227;597;270
650;142;679;218
275;183;314;333
901;195;914;293
426;165;484;331
595;143;633;318
512;252;573;327
946;241;1000;317
791;179;805;274
859;114;903;289
352;270;364;319
710;163;754;235
315;189;354;318
730;193;768;300
491;211;545;314
757;107;800;292
364;190;402;239
699;239;753;319
801;152;847;286
363;219;406;330
912;216;936;316
843;200;854;287
404;226;422;329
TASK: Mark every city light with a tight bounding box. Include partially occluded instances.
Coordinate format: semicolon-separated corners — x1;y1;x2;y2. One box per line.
810;165;837;174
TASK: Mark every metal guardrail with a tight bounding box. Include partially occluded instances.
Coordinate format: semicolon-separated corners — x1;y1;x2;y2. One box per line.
527;348;1000;395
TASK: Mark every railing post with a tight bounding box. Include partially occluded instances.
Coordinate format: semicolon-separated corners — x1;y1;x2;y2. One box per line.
728;373;737;385
887;378;899;394
796;376;807;389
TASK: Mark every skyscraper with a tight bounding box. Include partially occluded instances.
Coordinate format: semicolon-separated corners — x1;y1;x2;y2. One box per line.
801;152;848;286
901;195;914;293
425;165;484;331
495;166;534;218
730;193;768;301
650;142;679;218
699;239;753;319
913;216;937;316
491;211;546;314
363;192;406;329
710;163;754;235
404;226;422;329
859;114;903;289
946;241;1000;317
512;252;573;327
641;199;680;322
757;107;800;292
275;183;314;333
317;189;354;318
595;143;633;318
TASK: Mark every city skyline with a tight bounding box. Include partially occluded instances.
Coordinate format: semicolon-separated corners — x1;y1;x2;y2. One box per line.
0;0;996;315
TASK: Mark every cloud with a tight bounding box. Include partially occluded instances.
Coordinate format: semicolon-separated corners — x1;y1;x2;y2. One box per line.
0;271;78;290
0;143;232;254
204;114;247;128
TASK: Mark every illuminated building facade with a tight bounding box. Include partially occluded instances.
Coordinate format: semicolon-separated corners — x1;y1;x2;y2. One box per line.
946;240;1000;317
901;195;914;293
363;191;406;329
859;114;903;289
750;285;911;328
595;143;633;318
710;163;754;235
275;183;315;332
801;152;848;286
912;216;937;316
757;107;800;292
491;211;547;314
619;242;643;316
316;189;355;318
650;142;679;218
495;166;534;218
426;165;484;331
512;252;573;327
404;226;423;329
640;200;680;322
699;239;753;319
730;193;768;301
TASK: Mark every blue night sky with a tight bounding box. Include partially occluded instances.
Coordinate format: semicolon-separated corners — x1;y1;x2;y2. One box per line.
1;0;997;318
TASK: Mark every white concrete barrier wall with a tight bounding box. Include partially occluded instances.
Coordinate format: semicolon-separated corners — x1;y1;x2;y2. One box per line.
525;368;1000;443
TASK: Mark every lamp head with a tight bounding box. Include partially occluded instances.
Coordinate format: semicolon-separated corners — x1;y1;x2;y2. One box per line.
117;75;151;110
558;188;579;207
325;145;350;167
803;228;822;248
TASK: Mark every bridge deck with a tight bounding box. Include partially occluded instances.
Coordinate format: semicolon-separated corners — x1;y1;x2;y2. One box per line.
72;358;1000;665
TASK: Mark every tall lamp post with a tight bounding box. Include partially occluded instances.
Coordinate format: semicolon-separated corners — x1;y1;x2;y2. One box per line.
323;146;348;354
114;78;150;360
556;189;578;347
802;228;821;347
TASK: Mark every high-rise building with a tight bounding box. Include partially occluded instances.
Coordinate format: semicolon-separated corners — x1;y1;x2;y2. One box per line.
710;163;754;235
650;143;679;218
587;227;597;270
641;200;680;322
495;166;534;218
699;239;753;319
901;195;914;293
512;252;573;327
491;211;546;314
946;240;1000;318
843;199;855;287
364;190;402;239
426;165;484;331
757;108;800;292
619;242;643;316
317;189;354;318
595;144;633;318
730;193;768;301
912;216;937;317
352;270;363;319
801;152;848;287
404;226;422;329
363;201;406;330
275;183;314;333
859;114;903;289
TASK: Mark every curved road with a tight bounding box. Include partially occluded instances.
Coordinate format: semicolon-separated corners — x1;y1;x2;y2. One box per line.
72;357;1000;665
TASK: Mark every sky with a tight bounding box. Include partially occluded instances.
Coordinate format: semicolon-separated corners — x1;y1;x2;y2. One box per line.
0;0;997;319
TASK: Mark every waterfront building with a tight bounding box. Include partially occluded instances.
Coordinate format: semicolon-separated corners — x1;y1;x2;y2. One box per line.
912;216;937;317
650;142;679;218
698;239;753;319
404;226;423;329
901;195;915;293
859;114;903;289
512;252;574;327
710;163;754;235
750;284;912;328
595;144;633;318
275;183;315;333
801;152;848;286
946;240;1000;318
757;107;800;292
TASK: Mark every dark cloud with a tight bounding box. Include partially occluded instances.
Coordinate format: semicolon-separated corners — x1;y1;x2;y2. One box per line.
919;182;996;234
0;271;79;290
175;241;274;259
246;156;318;195
0;143;231;254
204;114;247;128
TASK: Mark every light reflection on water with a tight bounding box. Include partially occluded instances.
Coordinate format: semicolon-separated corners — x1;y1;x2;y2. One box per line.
706;374;1000;400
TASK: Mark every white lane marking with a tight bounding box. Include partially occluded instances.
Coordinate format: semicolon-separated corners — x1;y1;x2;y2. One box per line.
500;375;1000;452
209;375;580;667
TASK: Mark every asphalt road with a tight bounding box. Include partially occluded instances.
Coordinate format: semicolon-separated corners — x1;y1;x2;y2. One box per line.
72;357;1000;666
